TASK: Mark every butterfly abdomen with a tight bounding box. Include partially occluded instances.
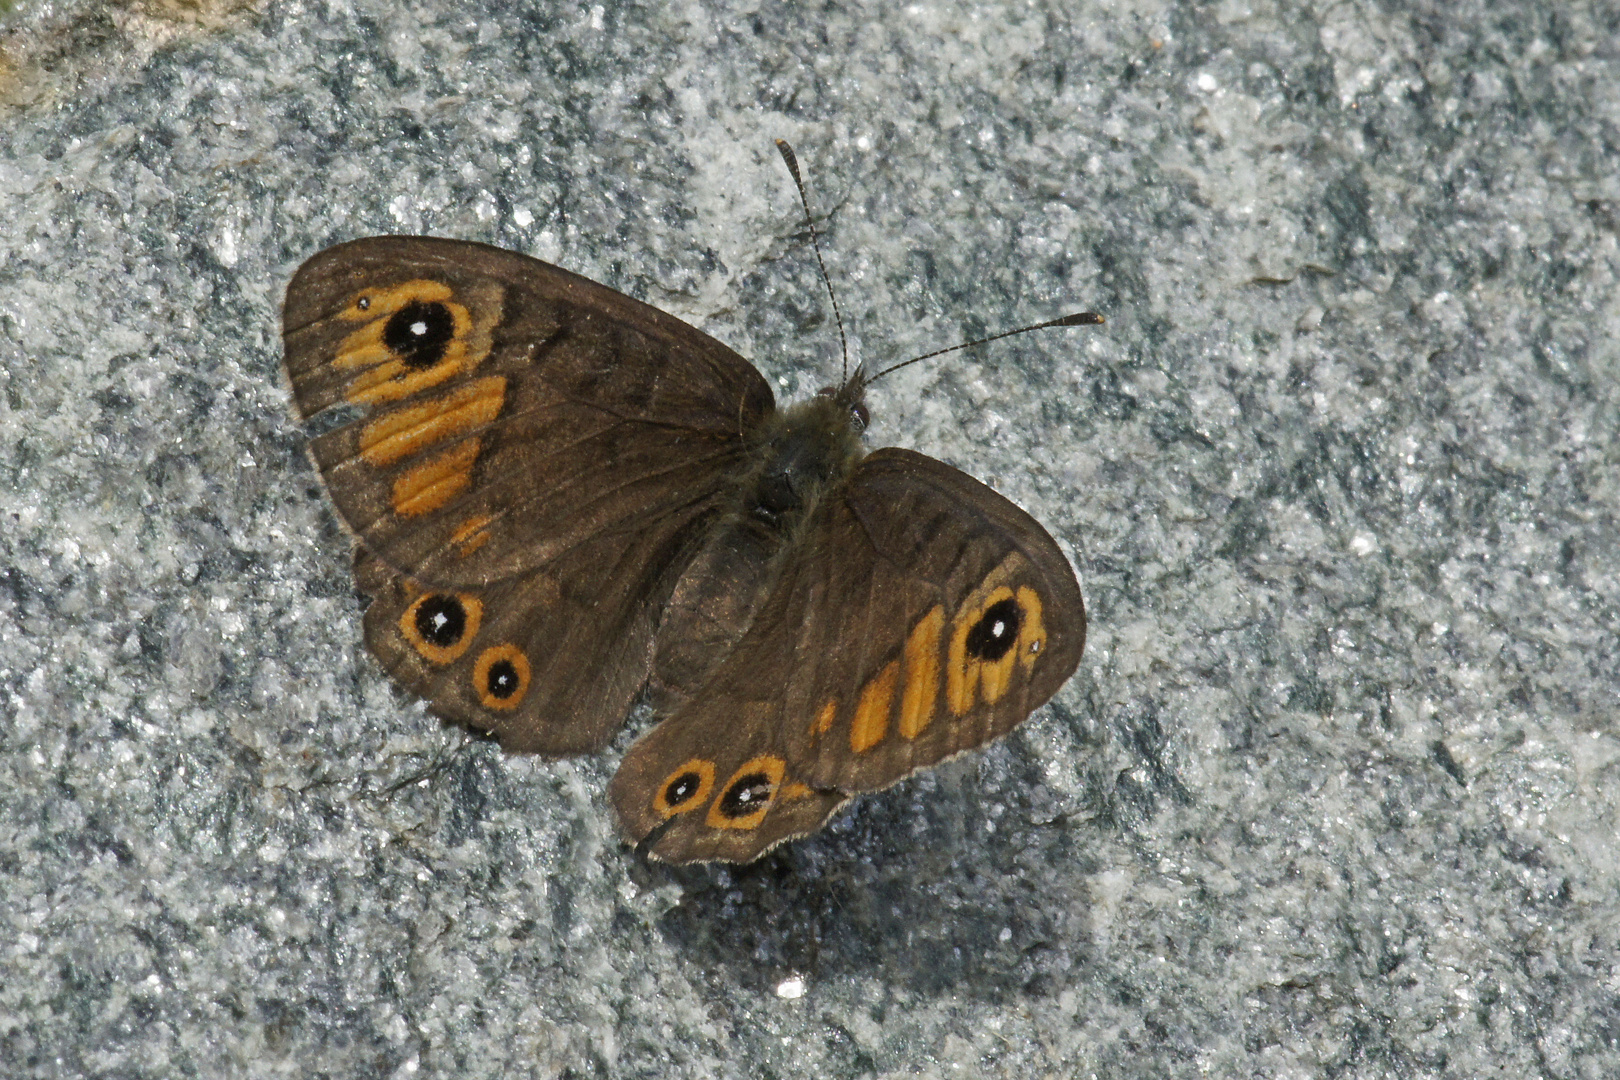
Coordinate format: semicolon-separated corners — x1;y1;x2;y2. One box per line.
651;394;866;703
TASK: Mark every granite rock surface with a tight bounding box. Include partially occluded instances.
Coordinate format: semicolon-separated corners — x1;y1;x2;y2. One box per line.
2;1;1619;1077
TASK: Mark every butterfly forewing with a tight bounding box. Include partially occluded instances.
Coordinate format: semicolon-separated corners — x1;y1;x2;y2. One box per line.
283;236;773;588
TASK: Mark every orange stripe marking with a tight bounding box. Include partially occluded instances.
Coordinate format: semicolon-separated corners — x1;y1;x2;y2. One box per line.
391;439;480;517
450;512;497;557
359;377;506;466
341;279;453;324
1016;586;1047;671
899;606;943;739
809;700;837;740
850;659;899;754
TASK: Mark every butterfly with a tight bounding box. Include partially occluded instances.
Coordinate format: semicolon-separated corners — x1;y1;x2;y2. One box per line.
280;145;1098;863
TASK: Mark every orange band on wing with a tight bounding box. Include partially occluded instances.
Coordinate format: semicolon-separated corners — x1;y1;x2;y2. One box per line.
850;659;899;754
899;605;944;739
359;377;507;466
391;439;481;517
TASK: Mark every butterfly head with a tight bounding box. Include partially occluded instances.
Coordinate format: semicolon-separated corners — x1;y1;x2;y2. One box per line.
815;370;870;434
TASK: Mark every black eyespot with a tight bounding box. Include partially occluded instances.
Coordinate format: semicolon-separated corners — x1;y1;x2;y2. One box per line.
965;597;1023;661
664;772;704;808
717;772;774;819
413;595;467;648
485;658;521;699
383;300;455;369
357;295;371;310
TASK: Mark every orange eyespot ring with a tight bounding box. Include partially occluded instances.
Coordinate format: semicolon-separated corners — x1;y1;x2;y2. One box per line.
654;759;716;817
400;592;483;664
473;644;530;710
705;755;786;831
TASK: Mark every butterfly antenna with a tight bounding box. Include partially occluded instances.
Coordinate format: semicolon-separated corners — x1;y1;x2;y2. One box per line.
863;311;1105;386
775;139;851;384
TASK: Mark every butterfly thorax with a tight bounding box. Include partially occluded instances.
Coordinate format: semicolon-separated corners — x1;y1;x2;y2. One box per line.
742;391;866;529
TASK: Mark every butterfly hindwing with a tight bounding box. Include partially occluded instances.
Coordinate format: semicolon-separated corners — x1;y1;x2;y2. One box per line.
610;448;1086;863
353;518;694;754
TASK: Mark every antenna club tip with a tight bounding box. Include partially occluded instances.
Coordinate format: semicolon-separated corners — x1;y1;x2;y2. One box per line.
1058;312;1105;326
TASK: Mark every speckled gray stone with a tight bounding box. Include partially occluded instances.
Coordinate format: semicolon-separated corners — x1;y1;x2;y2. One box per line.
2;1;1619;1077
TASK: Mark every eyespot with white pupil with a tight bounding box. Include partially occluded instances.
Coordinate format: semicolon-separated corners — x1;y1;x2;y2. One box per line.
413;595;466;647
654;759;715;816
486;659;520;698
664;772;703;807
383;299;454;370
472;645;530;710
965;597;1023;662
717;772;774;819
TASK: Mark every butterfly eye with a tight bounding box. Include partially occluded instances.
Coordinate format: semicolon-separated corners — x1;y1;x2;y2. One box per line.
384;300;456;370
964;596;1023;661
850;401;870;431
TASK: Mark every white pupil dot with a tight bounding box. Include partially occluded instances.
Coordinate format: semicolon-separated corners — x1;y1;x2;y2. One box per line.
410;320;429;336
991;619;1006;637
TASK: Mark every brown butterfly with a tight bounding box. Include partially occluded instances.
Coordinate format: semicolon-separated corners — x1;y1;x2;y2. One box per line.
281;145;1099;863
